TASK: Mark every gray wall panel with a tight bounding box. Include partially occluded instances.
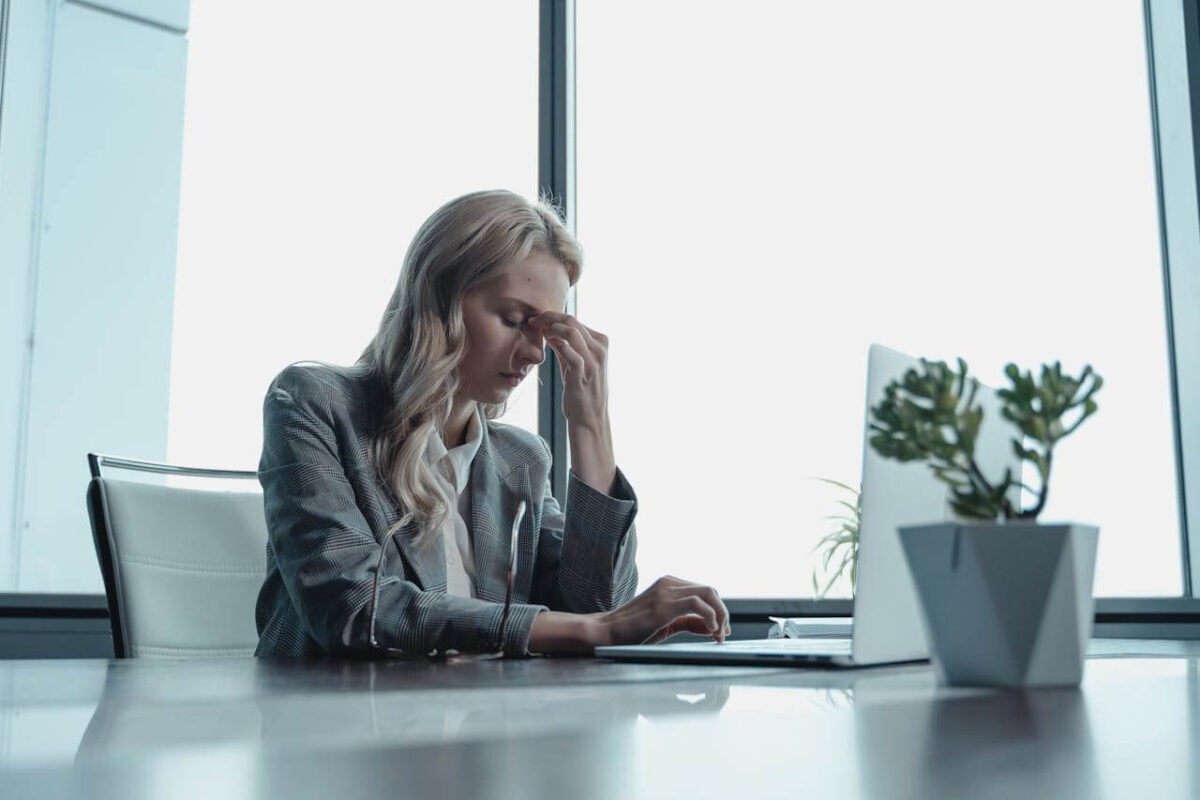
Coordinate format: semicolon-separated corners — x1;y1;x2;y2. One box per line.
0;0;52;591
17;2;188;591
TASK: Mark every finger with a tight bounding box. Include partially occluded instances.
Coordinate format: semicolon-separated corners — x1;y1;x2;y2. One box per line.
530;312;606;359
542;321;599;360
670;594;719;633
580;324;608;350
665;582;728;630
548;335;586;376
532;314;609;352
645;614;712;644
696;585;730;634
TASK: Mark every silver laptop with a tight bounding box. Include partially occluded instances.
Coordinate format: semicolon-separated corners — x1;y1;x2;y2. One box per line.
596;343;1018;668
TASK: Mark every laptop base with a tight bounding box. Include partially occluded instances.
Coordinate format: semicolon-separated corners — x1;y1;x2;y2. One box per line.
595;638;929;670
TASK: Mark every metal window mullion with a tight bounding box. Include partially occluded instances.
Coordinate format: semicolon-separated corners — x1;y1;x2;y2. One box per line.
1180;0;1200;597
538;0;574;501
1145;0;1200;597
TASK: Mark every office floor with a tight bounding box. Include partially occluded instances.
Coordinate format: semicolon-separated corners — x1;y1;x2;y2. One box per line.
1;640;1197;799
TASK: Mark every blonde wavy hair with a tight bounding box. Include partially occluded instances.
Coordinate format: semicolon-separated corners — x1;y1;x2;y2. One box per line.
357;190;582;547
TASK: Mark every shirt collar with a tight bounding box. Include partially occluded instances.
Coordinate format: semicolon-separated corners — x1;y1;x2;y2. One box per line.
425;407;484;494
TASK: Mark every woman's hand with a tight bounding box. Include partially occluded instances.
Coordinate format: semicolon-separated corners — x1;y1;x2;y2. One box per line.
529;311;616;494
594;576;731;646
529;311;609;431
528;576;731;655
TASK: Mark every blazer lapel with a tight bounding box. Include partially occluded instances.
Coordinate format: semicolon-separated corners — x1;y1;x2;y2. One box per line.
470;424;533;603
385;497;446;593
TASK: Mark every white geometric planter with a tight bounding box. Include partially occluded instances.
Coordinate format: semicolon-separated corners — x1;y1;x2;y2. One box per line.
898;522;1099;688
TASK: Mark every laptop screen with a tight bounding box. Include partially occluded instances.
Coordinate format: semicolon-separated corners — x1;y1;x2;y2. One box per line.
852;343;1017;664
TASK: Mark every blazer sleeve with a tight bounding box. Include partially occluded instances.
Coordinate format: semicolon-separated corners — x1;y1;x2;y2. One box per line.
259;374;546;657
529;439;639;612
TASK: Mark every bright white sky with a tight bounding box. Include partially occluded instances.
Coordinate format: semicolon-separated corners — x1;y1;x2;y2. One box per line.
170;2;541;471
171;1;1181;597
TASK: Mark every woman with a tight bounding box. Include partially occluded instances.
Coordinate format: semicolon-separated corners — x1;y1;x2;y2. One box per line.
255;190;728;657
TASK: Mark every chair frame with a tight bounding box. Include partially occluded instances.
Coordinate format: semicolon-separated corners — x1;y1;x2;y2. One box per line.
86;453;258;658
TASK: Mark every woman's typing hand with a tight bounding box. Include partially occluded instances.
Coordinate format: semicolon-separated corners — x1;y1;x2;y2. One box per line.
528;576;730;655
593;575;731;646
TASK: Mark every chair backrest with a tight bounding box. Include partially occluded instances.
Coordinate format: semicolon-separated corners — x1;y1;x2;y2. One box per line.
86;454;267;658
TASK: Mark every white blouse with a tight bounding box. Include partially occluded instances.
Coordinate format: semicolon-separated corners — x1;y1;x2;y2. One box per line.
424;409;483;597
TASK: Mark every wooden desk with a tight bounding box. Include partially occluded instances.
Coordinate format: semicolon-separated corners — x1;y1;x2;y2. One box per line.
1;640;1197;799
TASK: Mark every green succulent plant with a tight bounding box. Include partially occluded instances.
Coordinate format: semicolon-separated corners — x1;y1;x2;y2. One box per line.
868;358;1102;521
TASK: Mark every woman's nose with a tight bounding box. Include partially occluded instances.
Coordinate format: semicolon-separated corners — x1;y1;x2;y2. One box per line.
519;327;546;366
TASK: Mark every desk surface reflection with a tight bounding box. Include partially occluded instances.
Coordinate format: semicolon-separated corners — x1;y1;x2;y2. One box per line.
1;639;1197;799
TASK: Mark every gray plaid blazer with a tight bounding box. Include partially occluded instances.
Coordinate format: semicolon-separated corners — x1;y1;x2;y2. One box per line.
254;363;639;658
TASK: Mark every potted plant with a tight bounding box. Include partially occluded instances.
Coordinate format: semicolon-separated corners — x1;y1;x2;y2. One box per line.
810;478;861;600
869;358;1103;688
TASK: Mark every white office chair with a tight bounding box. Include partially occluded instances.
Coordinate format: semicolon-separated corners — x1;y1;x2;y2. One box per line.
86;453;267;658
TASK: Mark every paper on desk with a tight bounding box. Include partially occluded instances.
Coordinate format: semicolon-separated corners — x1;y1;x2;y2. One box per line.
767;617;853;639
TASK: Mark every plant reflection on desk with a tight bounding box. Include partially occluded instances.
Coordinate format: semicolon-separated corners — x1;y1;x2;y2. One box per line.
853;682;1100;800
808;687;853;712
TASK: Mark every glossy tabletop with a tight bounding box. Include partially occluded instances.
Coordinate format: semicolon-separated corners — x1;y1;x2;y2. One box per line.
1;639;1197;799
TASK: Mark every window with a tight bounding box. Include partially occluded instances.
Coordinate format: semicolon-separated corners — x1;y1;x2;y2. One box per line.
170;1;542;475
576;0;1180;597
3;0;1196;605
1;1;539;593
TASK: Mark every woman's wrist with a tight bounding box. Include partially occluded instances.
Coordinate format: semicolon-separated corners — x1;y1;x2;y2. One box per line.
567;422;617;495
566;414;611;441
528;611;607;655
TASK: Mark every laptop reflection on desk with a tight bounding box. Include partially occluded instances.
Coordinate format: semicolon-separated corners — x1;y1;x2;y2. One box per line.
596;343;1018;670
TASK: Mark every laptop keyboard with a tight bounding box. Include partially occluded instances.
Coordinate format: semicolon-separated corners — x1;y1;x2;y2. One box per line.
719;638;852;655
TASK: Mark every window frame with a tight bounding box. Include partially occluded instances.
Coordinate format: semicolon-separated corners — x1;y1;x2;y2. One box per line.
1154;0;1200;595
558;0;1200;619
4;0;1199;642
539;0;574;500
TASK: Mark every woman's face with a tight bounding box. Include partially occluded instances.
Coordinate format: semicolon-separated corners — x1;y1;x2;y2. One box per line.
457;250;570;405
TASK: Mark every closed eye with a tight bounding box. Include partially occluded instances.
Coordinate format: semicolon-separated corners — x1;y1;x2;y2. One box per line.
501;316;524;329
